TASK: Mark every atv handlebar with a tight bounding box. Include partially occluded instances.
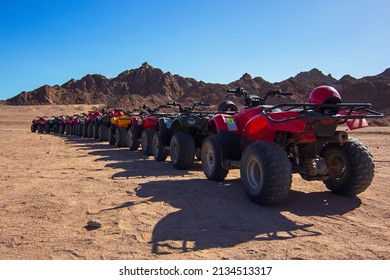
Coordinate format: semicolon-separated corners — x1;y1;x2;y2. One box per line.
167;101;211;112
227;87;246;96
226;87;292;101
262;89;293;100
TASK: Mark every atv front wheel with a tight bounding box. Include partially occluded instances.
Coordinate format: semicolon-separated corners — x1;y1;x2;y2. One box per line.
93;123;99;139
170;132;195;170
152;131;168;161
321;138;374;196
86;124;93;138
115;127;127;147
127;126;140;150
201;134;228;181
240;141;292;205
141;128;154;155
108;126;116;145
31;124;36;133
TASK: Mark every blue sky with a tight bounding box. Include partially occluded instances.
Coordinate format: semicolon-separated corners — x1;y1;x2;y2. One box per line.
1;0;389;100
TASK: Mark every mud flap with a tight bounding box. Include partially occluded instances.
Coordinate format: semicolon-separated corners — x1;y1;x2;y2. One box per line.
346;118;369;130
339;110;369;130
217;130;241;162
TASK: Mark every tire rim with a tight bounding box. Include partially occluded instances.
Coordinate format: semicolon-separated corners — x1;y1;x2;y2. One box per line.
326;153;346;181
203;142;215;174
246;156;264;193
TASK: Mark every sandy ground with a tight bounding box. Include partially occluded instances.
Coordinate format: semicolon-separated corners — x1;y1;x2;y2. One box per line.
0;104;389;260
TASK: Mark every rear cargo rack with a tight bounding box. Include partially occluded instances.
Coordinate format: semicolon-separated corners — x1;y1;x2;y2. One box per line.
259;103;384;123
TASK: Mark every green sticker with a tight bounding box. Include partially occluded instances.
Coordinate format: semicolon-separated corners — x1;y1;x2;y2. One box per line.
226;117;238;131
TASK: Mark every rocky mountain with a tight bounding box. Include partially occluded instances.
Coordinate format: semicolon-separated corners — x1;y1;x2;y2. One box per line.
6;62;390;116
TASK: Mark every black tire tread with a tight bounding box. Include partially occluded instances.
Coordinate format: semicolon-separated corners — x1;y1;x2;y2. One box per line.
141;128;154;155
201;134;228;181
152;131;168;161
170;132;195;170
240;141;292;205
322;138;374;196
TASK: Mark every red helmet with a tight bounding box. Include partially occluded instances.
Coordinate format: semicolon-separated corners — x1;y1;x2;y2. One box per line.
309;86;341;104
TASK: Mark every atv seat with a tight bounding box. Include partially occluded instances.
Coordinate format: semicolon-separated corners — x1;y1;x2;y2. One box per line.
218;100;238;112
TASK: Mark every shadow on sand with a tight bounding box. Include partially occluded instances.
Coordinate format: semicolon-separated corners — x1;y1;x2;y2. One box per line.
62;134;362;254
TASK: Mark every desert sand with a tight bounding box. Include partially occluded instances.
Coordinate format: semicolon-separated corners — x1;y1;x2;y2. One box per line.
0;104;389;260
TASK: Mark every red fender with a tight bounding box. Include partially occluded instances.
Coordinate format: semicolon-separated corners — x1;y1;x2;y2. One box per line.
142;116;158;130
208;114;240;134
208;107;264;135
242;111;307;142
131;116;143;126
339;110;369;130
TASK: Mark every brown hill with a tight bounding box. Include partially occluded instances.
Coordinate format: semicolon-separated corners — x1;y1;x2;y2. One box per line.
5;62;390;115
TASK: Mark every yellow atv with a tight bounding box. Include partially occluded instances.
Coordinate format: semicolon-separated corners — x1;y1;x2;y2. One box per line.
111;113;132;147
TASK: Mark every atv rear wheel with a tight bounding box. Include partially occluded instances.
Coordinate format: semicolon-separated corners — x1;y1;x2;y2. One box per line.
93;123;99;139
108;126;116;145
115;127;127;147
82;124;88;137
170;132;195;170
59;125;65;134
201;134;229;181
31;124;36;133
321;138;374;196
127;126;140;150
240;141;292;205
98;125;108;141
152;131;168;161
78;124;83;136
86;124;93;138
141;128;154;155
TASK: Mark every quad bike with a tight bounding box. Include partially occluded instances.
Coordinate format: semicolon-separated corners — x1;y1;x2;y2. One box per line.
65;115;79;135
86;110;103;139
82;113;92;137
127;104;175;155
44;116;62;134
31;117;42;132
76;114;88;137
112;111;133;147
34;116;47;133
57;115;67;134
201;86;383;205
152;101;236;170
65;115;76;135
97;109;124;143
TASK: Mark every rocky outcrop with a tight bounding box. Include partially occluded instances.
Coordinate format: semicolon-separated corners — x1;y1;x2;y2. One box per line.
5;63;390;114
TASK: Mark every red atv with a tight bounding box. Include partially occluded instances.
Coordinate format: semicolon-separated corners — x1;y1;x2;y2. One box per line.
86;110;103;139
64;115;74;135
127;104;173;155
201;86;383;205
57;115;67;134
65;115;79;135
32;116;47;133
31;117;41;132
